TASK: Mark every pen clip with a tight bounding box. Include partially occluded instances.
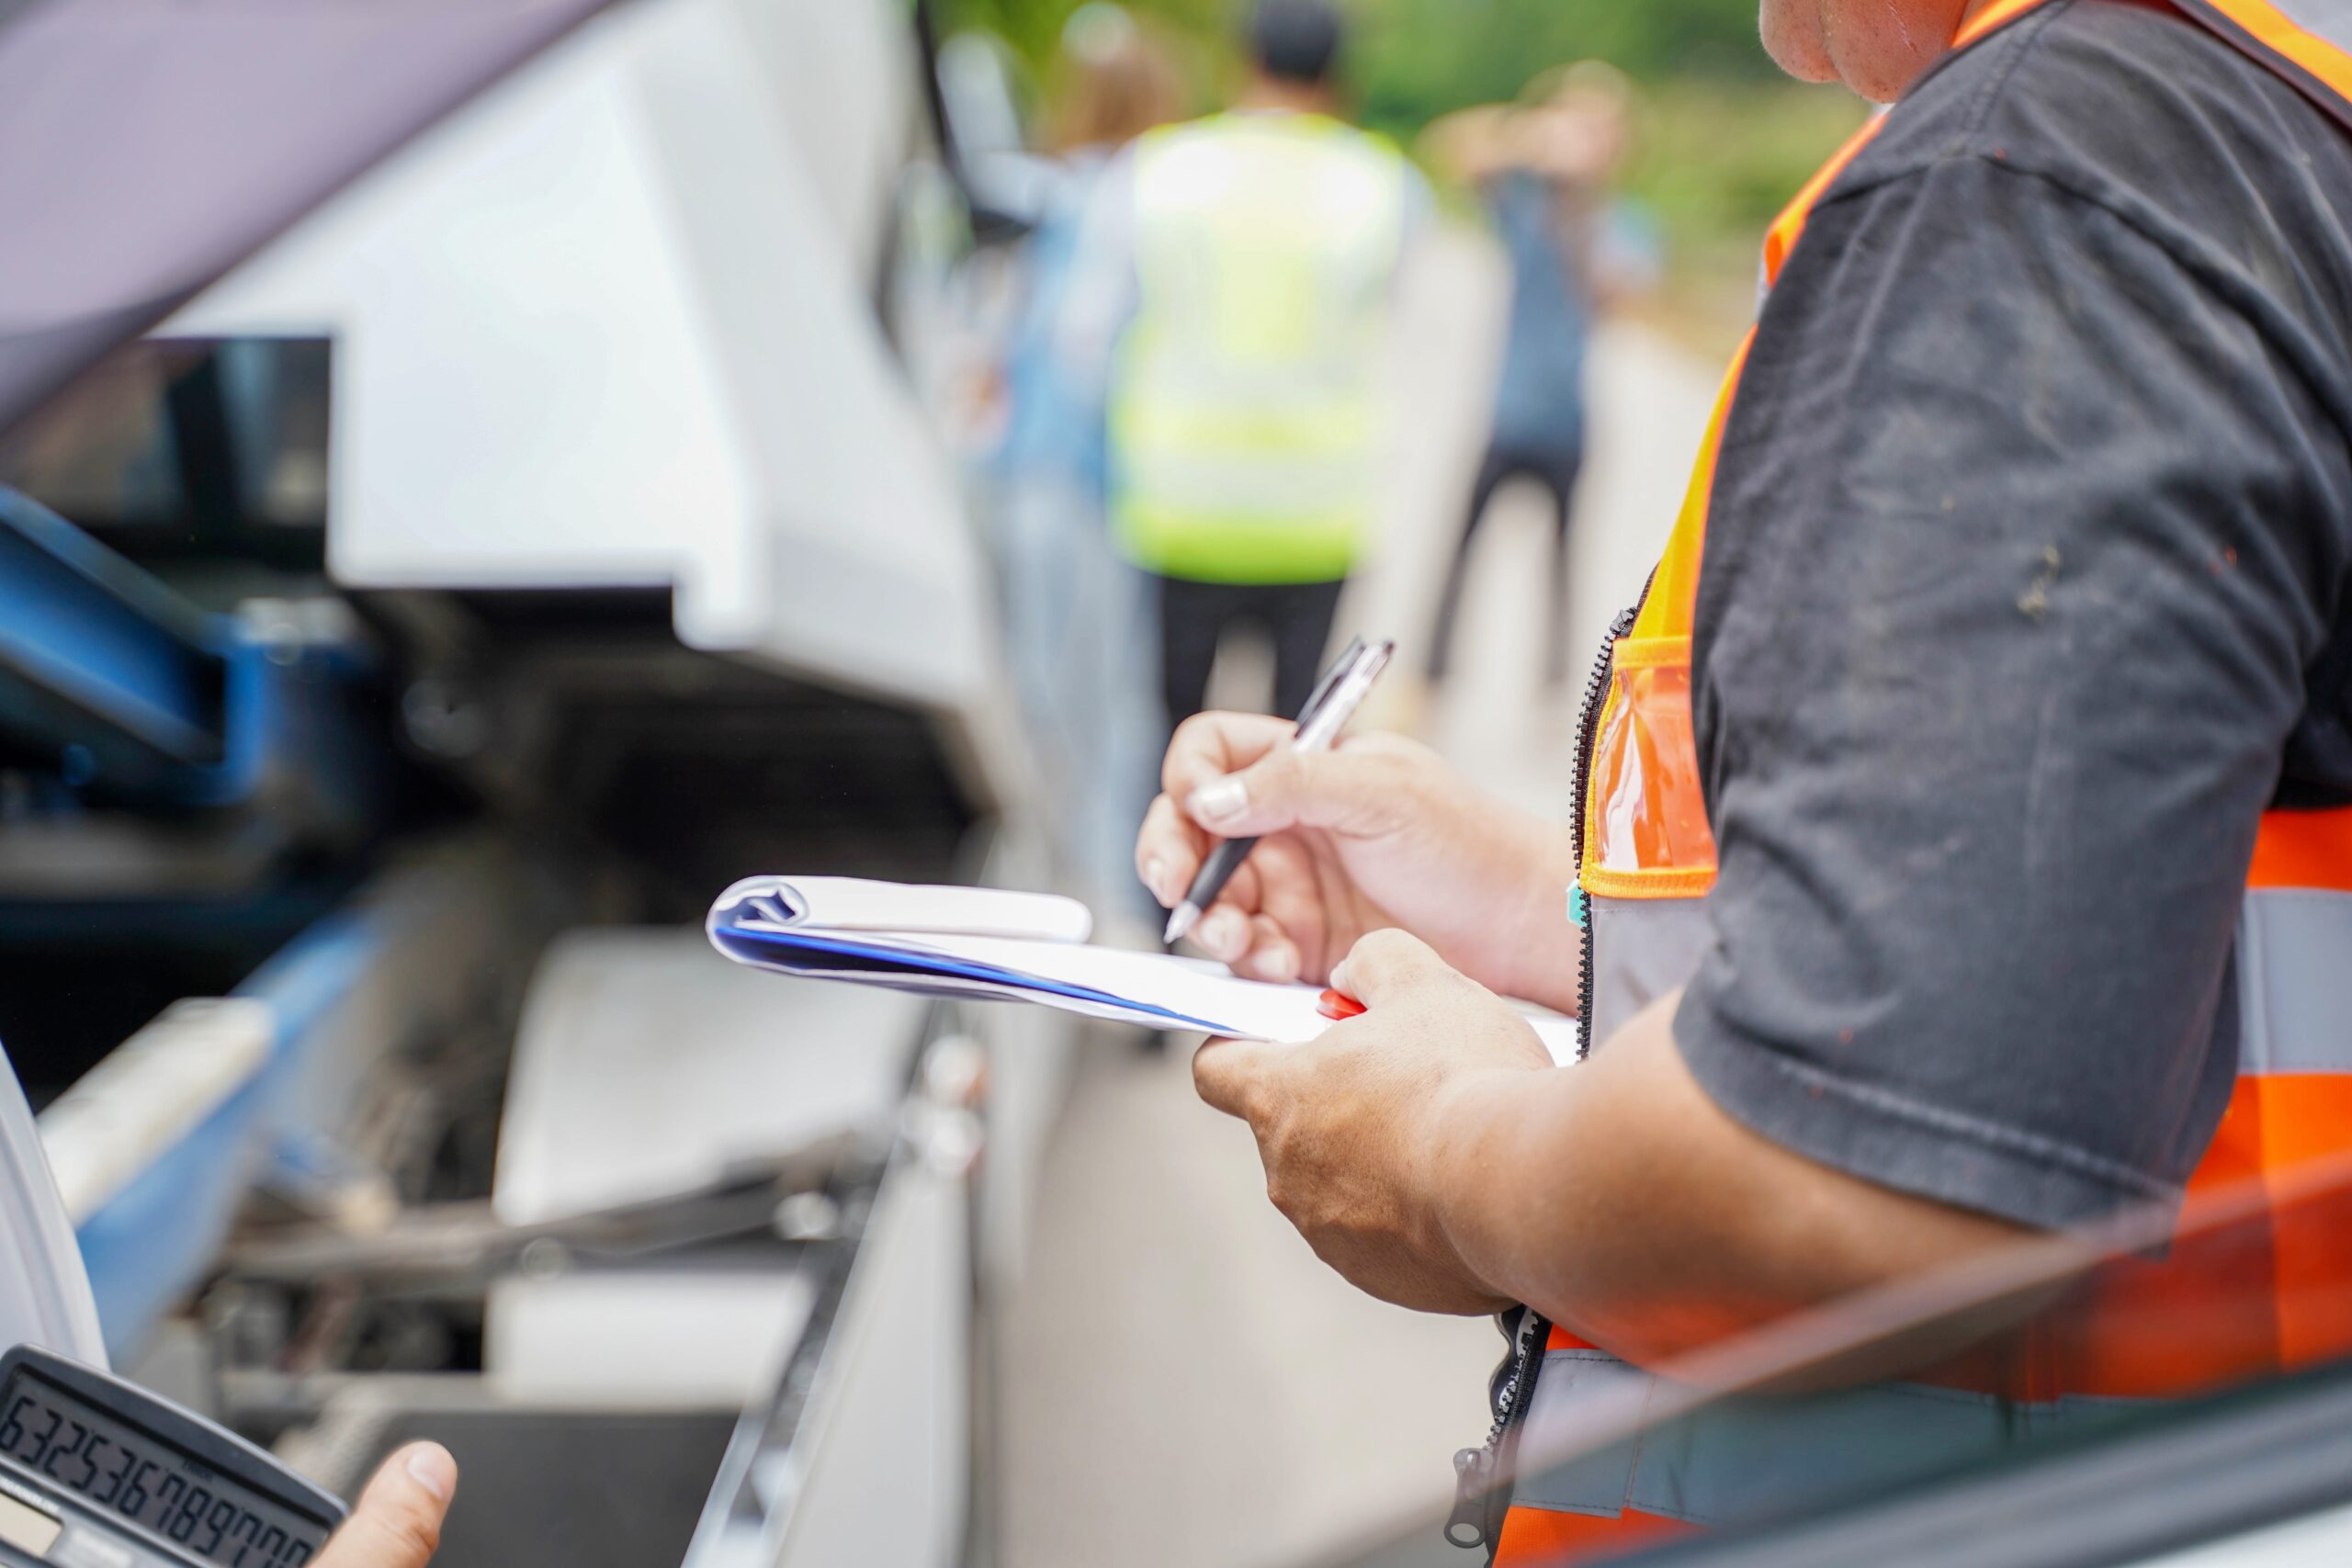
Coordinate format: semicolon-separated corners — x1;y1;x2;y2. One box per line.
1295;637;1366;728
1291;637;1395;751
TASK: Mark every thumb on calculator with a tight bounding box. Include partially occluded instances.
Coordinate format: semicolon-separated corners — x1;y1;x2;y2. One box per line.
317;1444;456;1568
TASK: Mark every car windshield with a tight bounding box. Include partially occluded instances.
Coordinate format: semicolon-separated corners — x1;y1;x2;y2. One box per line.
1323;1145;2352;1568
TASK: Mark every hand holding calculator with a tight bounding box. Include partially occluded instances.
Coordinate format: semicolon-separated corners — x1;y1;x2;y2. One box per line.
0;1346;345;1568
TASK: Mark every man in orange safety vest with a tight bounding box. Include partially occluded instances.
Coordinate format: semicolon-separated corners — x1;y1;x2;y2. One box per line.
1136;0;2352;1559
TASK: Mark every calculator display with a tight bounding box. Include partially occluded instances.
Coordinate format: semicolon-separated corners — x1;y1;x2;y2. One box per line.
0;1370;331;1566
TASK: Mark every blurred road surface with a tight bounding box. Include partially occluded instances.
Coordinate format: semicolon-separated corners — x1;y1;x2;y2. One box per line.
997;225;1725;1568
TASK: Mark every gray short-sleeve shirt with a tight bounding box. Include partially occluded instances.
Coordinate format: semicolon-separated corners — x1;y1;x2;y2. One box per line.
1674;0;2352;1230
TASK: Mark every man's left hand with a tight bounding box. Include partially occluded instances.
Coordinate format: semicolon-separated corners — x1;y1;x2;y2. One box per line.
315;1444;455;1568
1192;930;1554;1315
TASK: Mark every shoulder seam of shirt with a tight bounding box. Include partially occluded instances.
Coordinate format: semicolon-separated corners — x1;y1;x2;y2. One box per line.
1976;152;2352;476
1777;135;2352;551
1792;114;2307;367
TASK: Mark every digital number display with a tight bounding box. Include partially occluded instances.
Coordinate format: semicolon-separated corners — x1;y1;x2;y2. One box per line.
0;1373;329;1567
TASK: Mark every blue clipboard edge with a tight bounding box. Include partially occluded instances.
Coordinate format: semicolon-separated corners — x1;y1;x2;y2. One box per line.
709;919;1230;1036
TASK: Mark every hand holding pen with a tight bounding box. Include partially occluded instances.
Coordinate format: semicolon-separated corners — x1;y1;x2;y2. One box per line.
1163;637;1396;946
1138;638;1583;1015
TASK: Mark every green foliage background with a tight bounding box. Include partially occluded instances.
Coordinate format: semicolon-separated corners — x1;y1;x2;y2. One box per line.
940;0;1784;91
934;0;1868;335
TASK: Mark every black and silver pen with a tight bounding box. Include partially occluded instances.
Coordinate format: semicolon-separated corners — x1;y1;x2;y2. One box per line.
1163;637;1396;945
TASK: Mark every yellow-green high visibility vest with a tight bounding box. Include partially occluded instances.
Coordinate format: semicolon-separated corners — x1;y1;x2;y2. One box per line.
1110;111;1414;584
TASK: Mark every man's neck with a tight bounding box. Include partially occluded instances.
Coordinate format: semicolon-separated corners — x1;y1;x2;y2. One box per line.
1957;0;2010;31
1236;76;1334;116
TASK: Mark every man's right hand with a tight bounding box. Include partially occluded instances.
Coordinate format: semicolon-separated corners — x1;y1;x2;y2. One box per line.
1135;713;1581;1007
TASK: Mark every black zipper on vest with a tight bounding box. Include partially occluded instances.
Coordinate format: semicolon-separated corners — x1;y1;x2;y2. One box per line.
1446;1305;1550;1554
1444;592;1649;1557
1570;597;1644;1060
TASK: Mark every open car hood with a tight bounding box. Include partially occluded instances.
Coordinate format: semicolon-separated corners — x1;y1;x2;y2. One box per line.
0;0;619;440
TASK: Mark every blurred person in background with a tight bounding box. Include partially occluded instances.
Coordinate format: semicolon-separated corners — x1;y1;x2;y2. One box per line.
1059;0;1430;736
1420;63;1657;694
999;2;1185;479
987;5;1182;923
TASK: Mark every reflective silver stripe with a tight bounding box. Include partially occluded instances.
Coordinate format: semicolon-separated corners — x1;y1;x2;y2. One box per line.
1511;1349;2141;1528
1109;354;1376;407
1586;895;1716;1047
2238;887;2352;1074
1511;1350;1656;1517
1589;888;2352;1076
2251;0;2352;51
1114;450;1377;517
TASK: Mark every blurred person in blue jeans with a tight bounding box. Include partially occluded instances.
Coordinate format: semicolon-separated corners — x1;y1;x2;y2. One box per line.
1422;65;1658;691
988;5;1182;924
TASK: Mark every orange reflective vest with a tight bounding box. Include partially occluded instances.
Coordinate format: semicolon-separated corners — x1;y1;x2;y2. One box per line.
1454;2;2352;1561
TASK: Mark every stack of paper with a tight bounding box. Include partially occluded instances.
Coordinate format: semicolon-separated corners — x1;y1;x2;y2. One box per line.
707;877;1579;1061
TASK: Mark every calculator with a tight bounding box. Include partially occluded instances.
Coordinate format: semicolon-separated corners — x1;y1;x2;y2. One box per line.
0;1347;345;1568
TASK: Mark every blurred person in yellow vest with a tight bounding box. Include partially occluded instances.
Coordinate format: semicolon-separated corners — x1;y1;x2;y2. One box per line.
1059;0;1429;733
1135;0;2352;1560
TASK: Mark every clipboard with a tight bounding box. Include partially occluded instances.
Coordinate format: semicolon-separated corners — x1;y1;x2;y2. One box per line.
707;876;1580;1057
